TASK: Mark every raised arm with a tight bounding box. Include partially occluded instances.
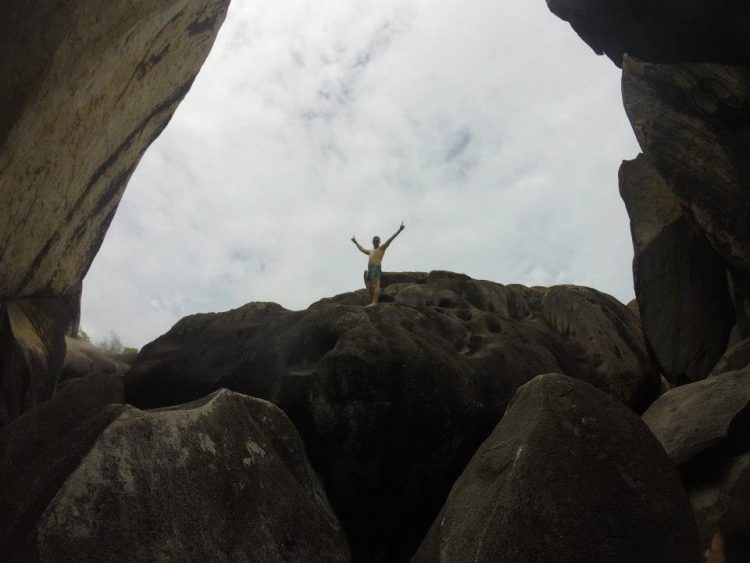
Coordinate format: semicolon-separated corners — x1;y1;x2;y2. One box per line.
381;221;405;250
351;235;369;255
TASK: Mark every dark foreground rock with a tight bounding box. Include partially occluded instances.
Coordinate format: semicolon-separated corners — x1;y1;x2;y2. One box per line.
617;56;750;383
0;387;349;563
125;272;658;561
0;299;75;426
0;373;125;560
622;58;750;276
546;0;750;67
620;155;735;384
643;369;750;544
414;373;702;563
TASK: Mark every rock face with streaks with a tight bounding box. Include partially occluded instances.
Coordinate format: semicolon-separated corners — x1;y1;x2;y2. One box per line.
549;0;750;383
414;374;702;563
619;155;735;383
0;387;349;563
618;59;750;383
0;0;230;422
125;272;658;561
0;299;75;426
643;370;750;544
546;5;750;557
0;0;230;300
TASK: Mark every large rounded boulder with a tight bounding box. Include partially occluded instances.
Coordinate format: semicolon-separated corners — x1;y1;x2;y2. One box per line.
414;373;702;563
643;369;750;544
0;387;349;563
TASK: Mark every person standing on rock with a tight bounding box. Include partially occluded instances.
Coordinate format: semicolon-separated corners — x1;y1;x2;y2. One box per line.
351;222;405;307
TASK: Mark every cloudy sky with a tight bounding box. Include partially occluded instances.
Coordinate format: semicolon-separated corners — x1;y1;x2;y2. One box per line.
82;0;640;348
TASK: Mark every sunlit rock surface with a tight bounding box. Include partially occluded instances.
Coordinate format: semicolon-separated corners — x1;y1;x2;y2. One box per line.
125;271;658;561
414;374;702;563
0;0;229;422
0;0;229;300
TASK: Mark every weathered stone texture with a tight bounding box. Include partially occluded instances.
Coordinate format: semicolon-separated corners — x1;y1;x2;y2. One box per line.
0;0;229;423
0;373;125;560
125;272;658;561
643;370;750;544
1;388;349;563
414;373;702;563
620;155;735;383
622;58;750;274
0;0;230;300
0;299;73;426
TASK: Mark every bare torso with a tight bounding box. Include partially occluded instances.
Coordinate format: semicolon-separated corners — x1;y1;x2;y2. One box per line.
368;247;386;267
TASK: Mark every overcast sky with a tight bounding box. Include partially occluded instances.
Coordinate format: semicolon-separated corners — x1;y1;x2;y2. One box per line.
82;0;640;348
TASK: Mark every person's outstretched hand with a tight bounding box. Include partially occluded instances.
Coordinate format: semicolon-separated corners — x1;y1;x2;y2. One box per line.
351;235;357;243
399;221;405;231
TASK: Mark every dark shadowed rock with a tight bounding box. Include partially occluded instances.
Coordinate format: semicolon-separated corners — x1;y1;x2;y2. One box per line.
620;155;735;383
642;369;750;543
546;0;750;67
622;58;750;275
0;299;75;426
413;373;702;563
0;373;124;560
125;273;658;561
1;388;349;563
712;338;750;376
642;369;750;467
689;450;750;545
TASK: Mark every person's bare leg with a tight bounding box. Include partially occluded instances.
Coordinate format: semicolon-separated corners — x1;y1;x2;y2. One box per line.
365;278;374;304
367;278;381;307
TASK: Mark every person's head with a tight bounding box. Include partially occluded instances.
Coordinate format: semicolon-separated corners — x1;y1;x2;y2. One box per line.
372;236;380;248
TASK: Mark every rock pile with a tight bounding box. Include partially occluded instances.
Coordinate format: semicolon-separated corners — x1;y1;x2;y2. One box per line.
550;1;750;557
1;0;749;561
124;272;658;560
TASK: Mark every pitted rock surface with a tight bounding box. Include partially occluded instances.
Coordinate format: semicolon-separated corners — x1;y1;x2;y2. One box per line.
125;272;658;561
1;388;349;563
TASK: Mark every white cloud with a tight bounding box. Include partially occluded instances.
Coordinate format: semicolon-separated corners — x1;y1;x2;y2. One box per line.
82;0;640;347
